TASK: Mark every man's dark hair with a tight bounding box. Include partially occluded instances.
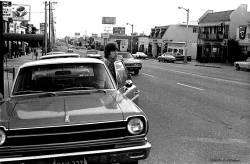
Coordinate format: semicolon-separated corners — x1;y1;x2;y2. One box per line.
104;43;118;58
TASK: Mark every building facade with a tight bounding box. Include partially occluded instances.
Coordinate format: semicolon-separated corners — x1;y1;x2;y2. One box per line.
197;4;250;63
149;24;198;59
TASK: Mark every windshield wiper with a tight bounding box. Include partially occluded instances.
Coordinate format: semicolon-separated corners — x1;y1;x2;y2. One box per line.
60;87;107;94
60;86;96;91
14;90;45;95
14;90;57;96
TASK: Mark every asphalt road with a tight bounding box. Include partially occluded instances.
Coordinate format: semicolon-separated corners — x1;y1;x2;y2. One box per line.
4;46;250;163
132;59;250;164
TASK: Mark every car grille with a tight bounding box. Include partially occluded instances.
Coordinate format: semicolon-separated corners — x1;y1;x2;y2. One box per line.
3;121;129;147
125;63;141;67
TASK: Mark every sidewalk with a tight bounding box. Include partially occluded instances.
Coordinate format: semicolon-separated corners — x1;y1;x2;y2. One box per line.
4;52;41;98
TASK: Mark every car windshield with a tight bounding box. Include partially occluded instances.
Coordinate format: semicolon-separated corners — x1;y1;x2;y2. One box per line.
87;51;98;54
117;52;133;59
12;63;115;95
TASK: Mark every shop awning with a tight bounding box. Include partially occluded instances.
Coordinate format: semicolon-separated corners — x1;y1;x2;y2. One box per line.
3;33;44;41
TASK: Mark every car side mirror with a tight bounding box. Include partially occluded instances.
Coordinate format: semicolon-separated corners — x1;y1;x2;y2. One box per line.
125;80;133;88
128;73;132;80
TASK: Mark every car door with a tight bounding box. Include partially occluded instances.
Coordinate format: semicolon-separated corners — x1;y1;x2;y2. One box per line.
114;60;140;105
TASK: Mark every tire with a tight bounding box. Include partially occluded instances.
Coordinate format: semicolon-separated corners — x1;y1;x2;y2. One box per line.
134;70;139;75
236;64;240;71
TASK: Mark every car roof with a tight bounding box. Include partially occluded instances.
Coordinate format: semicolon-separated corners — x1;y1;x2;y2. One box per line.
38;53;80;60
20;58;104;69
46;51;65;55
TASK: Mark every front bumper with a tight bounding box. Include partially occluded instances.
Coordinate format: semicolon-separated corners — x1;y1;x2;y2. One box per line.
0;141;151;163
126;66;142;71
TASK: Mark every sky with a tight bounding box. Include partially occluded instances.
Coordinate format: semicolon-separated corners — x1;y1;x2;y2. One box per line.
11;0;250;38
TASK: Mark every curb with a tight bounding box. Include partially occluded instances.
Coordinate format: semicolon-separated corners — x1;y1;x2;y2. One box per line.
194;64;222;68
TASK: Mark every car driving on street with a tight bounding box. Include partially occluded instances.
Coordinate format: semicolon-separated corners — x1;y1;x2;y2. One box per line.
0;58;150;164
157;52;176;63
39;53;80;60
117;52;142;75
86;50;102;59
133;52;148;59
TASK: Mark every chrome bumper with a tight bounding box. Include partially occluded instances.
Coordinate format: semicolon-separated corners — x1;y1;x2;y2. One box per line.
0;142;151;163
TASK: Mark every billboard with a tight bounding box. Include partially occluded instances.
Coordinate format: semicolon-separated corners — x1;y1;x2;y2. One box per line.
12;4;31;21
102;17;116;24
101;33;109;39
113;27;125;35
2;1;12;19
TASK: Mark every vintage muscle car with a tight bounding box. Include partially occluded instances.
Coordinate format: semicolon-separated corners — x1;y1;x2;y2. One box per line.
0;58;151;164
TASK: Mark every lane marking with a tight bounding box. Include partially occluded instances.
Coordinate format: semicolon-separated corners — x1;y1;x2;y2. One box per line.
177;83;204;91
153;67;250;86
142;73;155;78
182;136;249;145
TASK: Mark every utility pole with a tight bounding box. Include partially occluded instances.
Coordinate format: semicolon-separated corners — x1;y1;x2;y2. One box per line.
178;6;189;64
126;23;133;54
0;1;4;96
44;1;47;55
48;1;51;52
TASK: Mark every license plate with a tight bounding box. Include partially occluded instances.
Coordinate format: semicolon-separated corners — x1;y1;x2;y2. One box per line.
53;156;86;164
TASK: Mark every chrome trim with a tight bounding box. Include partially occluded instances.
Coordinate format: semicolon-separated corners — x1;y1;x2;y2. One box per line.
9;120;124;131
0;126;7;131
0;142;151;162
125;115;148;135
3;136;147;149
8;127;126;138
131;94;139;101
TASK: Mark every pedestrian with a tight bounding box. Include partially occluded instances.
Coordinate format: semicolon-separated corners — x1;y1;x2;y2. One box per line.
104;43;118;81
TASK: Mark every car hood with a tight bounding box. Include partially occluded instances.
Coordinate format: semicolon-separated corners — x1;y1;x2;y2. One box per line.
123;58;141;64
3;91;130;130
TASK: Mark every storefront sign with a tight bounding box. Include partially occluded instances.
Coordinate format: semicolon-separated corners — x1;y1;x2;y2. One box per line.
12;4;30;21
2;1;12;19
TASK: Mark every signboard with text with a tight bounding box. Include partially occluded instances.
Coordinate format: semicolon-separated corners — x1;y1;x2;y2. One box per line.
101;33;109;39
2;1;12;19
102;17;116;24
12;4;31;21
113;27;125;35
40;23;45;34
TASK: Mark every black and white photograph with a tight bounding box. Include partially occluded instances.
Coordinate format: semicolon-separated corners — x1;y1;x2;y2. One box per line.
0;0;250;163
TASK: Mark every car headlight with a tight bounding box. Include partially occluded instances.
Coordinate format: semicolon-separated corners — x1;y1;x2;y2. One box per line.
0;129;6;146
127;117;144;135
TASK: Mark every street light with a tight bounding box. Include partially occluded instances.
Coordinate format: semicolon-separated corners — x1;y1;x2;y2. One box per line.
178;6;189;64
126;23;133;54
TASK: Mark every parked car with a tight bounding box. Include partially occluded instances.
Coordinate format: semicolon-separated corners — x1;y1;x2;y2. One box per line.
67;48;74;53
86;50;102;59
0;58;151;164
133;52;148;59
173;53;192;62
157;53;176;63
117;52;142;75
234;57;250;71
39;53;81;60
